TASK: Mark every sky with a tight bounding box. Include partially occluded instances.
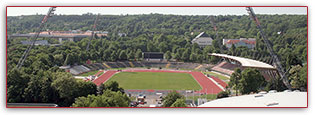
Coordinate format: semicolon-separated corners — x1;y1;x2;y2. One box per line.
7;7;307;16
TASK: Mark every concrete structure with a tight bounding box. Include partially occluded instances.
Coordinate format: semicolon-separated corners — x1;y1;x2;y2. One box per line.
10;30;108;43
223;38;256;49
192;32;213;47
21;40;49;45
198;91;307;107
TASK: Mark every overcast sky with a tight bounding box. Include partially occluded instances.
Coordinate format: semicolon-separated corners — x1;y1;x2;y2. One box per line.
7;7;307;16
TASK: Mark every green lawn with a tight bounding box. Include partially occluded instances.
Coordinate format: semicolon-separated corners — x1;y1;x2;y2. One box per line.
106;72;202;90
203;72;230;82
78;70;99;76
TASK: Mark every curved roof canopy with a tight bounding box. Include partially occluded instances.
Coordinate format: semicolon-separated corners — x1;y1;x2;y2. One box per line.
209;53;275;69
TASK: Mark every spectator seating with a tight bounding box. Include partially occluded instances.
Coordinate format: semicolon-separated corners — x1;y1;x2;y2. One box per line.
105;62;119;68
69;65;91;75
67;61;213;75
211;61;239;75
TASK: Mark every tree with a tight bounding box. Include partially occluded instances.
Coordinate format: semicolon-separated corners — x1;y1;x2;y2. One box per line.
118;50;127;60
135;49;142;60
286;53;302;70
216;91;229;99
76;80;97;97
63;53;70;66
98;81;124;95
189;53;197;62
72;90;130;107
158;42;168;53
181;49;190;61
164;51;172;60
289;65;307;90
229;44;236;55
162;91;184;107
170;99;187;107
54;54;64;66
127;50;134;60
174;52;181;61
228;68;242;96
7;69;28;103
110;51;117;61
23;75;43;102
239;68;265;94
51;72;79;106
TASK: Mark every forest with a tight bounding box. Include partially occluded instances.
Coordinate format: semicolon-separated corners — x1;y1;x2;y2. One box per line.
6;13;307;106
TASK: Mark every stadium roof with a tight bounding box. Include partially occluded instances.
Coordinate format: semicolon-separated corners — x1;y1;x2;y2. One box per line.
198;91;307;107
209;53;276;69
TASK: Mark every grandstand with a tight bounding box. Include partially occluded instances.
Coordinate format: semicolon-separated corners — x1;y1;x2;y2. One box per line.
69;65;91;75
209;53;278;81
212;61;238;75
65;61;211;75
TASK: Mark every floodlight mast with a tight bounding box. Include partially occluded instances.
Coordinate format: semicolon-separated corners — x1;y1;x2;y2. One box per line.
16;7;56;69
86;14;100;51
246;7;292;89
210;16;218;39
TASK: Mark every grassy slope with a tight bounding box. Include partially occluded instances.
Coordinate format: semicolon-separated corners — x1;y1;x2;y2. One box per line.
107;72;202;90
203;72;230;82
186;94;217;101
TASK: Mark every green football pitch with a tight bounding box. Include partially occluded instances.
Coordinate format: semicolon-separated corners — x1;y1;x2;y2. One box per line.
106;72;202;90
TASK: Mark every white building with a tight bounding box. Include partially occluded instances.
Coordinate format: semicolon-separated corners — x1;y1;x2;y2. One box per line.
192;32;213;48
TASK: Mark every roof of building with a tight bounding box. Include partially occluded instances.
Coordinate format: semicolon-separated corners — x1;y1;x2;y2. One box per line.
192;32;213;42
209;53;275;69
195;32;210;38
198;91;307;107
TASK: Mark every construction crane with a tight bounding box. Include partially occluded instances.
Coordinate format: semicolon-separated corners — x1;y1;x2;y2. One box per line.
16;7;56;69
86;14;100;51
246;7;292;89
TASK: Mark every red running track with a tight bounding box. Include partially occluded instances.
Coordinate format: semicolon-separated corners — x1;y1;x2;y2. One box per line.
190;72;223;94
93;70;118;86
92;69;224;94
210;76;228;88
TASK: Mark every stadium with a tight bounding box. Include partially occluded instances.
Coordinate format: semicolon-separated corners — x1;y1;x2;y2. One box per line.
7;7;307;108
58;51;287;107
